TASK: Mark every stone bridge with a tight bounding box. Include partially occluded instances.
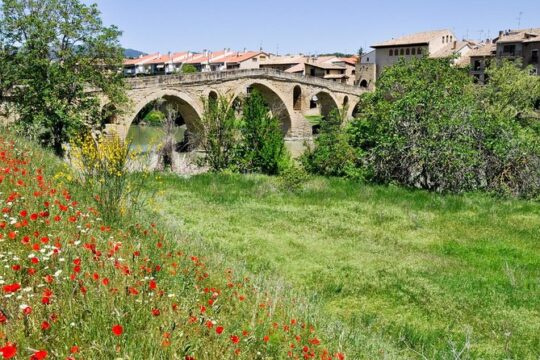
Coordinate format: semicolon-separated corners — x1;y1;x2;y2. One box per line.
105;68;366;141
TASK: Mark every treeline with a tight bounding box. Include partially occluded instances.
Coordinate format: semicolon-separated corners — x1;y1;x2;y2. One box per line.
198;57;540;198
304;57;540;198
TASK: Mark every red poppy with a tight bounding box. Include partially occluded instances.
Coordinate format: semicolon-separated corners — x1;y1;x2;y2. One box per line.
41;321;51;330
2;283;21;293
22;306;32;316
151;308;160;317
230;335;240;344
0;342;16;359
112;324;123;336
70;346;79;354
216;326;224;335
309;338;321;345
30;350;47;360
263;335;270;343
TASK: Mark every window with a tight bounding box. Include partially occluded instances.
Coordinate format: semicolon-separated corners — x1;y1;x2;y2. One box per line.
503;44;516;55
442;36;445;43
473;60;482;71
418;48;423;55
446;35;449;43
406;48;410;55
252;58;257;62
389;49;393;56
531;50;539;64
412;48;416;55
400;48;404;55
260;56;266;60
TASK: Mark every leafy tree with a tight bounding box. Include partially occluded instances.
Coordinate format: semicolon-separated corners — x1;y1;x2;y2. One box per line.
301;108;358;177
236;90;288;175
181;64;198;74
352;56;540;197
144;110;165;126
199;95;239;171
0;0;126;156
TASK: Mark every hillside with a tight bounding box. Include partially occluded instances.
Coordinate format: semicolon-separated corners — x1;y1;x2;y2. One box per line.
0;135;346;359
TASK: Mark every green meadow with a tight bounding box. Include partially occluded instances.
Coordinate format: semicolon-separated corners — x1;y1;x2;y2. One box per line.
143;173;540;359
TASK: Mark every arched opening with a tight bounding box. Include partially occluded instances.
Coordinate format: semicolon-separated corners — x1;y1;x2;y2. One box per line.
359;80;368;88
352;102;361;118
293;85;302;111
208;90;218;105
311;91;339;135
343;96;349;107
127;93;202;156
235;82;292;136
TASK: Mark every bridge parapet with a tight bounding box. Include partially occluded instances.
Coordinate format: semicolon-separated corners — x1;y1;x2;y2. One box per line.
125;68;363;95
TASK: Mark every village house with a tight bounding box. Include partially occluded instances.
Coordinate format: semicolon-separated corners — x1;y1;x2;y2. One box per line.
356;29;475;86
212;51;269;71
123;53;160;76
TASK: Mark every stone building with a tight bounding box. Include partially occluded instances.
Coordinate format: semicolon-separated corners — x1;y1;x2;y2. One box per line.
356;29;476;85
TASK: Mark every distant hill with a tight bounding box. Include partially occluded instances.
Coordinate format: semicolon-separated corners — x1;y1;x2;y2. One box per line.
124;48;147;58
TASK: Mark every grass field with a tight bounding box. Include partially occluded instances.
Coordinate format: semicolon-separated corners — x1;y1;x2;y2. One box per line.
144;173;540;359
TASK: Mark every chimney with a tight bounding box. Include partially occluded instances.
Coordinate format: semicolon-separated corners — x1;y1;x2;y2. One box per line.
243;47;247;54
499;30;504;37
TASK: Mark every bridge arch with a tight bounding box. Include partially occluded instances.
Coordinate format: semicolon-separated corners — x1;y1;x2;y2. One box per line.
233;81;293;136
311;91;339;119
351;101;361;118
118;89;203;146
208;90;218;104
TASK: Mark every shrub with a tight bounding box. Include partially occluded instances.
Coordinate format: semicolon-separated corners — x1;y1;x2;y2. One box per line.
69;132;147;222
301;108;358;178
182;64;198;74
144;109;165;126
235;91;289;175
199;95;239;171
279;165;310;193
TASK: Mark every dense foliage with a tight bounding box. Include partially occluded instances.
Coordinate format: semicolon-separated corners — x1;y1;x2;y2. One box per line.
301;109;357;178
199;95;239;171
200;92;290;175
0;0;126;156
236;91;288;175
181;64;198;74
350;57;540;197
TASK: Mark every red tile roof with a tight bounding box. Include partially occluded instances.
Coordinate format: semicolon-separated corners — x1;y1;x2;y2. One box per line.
123;53;160;66
218;51;267;64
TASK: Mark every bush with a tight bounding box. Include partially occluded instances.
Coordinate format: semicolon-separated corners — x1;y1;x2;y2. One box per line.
182;64;198;74
301;108;358;178
199;95;239;171
279;165;310;193
235;91;289;175
143;109;165;126
69;132;148;222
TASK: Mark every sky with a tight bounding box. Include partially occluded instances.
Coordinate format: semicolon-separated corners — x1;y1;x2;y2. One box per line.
91;0;540;55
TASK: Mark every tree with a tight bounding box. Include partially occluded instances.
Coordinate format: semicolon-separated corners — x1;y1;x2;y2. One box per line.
0;0;126;156
181;64;198;74
236;90;288;175
157;104;177;171
351;56;540;197
199;95;239;171
301;108;357;177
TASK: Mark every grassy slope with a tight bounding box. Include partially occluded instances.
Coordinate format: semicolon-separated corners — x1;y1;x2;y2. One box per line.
144;173;540;359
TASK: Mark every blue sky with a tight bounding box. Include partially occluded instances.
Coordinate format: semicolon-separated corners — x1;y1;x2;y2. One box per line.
91;0;540;55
